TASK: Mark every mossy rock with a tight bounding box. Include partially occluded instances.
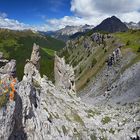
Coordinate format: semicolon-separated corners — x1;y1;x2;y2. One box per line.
90;134;97;140
72;112;85;126
62;125;67;135
101;116;111;124
86;109;100;118
0;94;9;109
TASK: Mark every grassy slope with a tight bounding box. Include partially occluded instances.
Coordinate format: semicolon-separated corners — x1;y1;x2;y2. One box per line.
0;29;65;81
76;39;116;91
60;35;116;91
115;30;140;52
115;30;140;72
60;30;140;91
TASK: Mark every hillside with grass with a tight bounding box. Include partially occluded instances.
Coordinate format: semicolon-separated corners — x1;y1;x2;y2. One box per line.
116;29;140;57
114;29;140;73
0;29;65;80
59;30;140;91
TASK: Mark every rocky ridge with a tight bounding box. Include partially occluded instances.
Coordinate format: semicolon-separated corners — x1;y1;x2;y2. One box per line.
125;21;140;29
0;43;140;140
45;25;94;41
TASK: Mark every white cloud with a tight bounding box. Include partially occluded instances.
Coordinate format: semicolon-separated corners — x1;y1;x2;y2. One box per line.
45;0;140;30
119;11;140;23
0;13;47;31
70;0;140;23
71;0;95;17
0;12;7;18
0;12;52;31
94;0;140;14
45;16;94;30
0;17;27;30
0;13;35;30
0;0;140;31
71;0;140;16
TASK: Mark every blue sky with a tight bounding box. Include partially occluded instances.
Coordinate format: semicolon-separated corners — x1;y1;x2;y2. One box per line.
0;0;71;24
0;0;140;31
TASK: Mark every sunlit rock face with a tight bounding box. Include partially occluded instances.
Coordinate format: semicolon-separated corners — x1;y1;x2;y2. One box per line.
0;59;16;77
54;53;76;93
0;53;16;140
23;43;41;82
0;101;15;140
0;43;140;140
9;44;92;140
30;43;40;70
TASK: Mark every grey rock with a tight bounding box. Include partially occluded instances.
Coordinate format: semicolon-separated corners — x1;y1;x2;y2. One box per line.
30;43;40;70
54;53;76;93
24;43;41;80
0;42;139;140
0;102;15;140
0;59;16;76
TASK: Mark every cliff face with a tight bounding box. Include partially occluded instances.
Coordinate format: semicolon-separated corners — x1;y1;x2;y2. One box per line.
0;44;140;140
0;56;16;140
54;53;76;93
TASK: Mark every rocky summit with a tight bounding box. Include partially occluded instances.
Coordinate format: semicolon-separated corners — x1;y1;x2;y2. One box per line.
93;16;128;33
0;43;140;140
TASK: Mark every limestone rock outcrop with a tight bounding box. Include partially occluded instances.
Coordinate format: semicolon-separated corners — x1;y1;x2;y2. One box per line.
91;33;113;45
0;102;15;140
0;59;16;77
30;43;40;70
0;53;16;81
54;53;76;93
0;54;16;140
24;43;41;81
0;43;139;140
9;44;93;140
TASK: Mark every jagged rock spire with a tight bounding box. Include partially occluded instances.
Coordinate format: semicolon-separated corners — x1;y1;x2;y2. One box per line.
54;52;76;93
30;43;40;70
0;42;140;140
24;43;41;80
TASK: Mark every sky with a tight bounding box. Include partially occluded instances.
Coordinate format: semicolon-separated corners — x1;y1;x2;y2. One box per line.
0;0;140;31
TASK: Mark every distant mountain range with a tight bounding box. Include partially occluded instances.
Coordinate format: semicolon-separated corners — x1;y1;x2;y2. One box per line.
43;16;140;41
124;21;140;29
56;24;94;36
42;24;94;41
93;16;128;33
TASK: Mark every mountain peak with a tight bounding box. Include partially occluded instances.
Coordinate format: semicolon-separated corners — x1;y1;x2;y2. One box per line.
110;15;118;19
93;16;128;33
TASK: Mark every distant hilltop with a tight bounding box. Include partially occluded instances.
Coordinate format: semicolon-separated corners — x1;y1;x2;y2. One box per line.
93;16;128;33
